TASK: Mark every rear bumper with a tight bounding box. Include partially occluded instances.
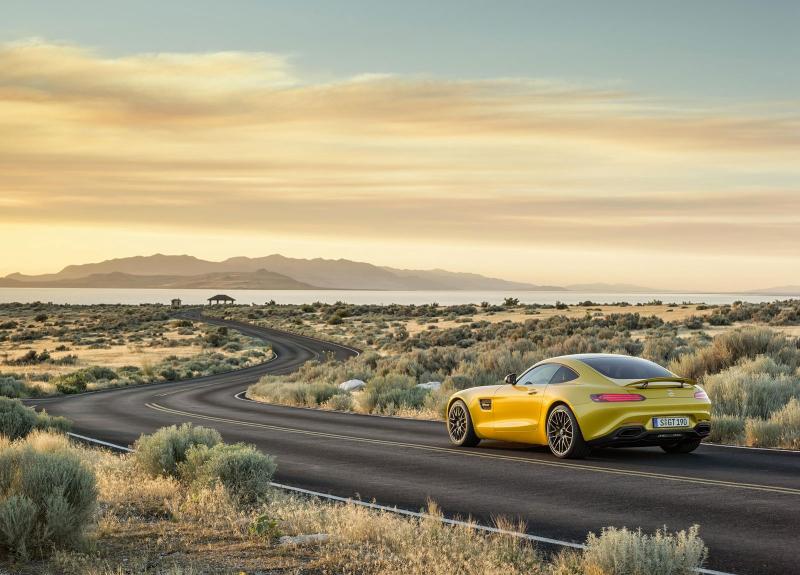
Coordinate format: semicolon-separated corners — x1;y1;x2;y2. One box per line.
587;421;711;448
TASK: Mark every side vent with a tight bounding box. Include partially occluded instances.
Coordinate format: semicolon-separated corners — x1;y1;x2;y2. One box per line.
479;398;492;410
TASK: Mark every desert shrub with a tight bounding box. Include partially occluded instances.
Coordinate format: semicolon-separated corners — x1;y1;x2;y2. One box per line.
0;397;37;439
277;497;543;575
707;415;745;445
0;433;96;558
304;382;340;406
746;419;783;448
134;423;222;478
683;316;705;330
34;410;72;434
180;442;276;505
159;367;179;381
582;524;707;575
759;398;800;449
53;372;89;394
0;401;68;441
641;336;683;363
0;376;38;399
707;313;731;326
669;327;800;381
249;379;341;408
325;392;355;411
204;326;229;347
703;356;800;419
362;374;430;413
52;365;119;394
51;354;78;365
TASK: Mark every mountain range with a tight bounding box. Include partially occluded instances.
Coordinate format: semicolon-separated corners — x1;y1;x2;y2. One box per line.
0;254;564;291
3;254;798;294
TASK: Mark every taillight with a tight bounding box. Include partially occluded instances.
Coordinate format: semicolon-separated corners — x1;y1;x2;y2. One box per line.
590;393;645;402
694;388;709;400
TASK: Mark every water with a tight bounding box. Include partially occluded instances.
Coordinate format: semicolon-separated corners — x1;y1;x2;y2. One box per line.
0;287;794;306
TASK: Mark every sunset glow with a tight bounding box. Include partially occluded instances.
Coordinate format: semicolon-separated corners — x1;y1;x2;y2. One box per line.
2;2;799;290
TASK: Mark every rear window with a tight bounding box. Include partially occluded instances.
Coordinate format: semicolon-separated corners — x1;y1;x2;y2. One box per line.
580;356;673;380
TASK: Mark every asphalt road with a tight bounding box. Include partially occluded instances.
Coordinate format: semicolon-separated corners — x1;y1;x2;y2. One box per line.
28;312;800;575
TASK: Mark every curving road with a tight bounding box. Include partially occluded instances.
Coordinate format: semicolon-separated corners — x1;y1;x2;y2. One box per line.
28;312;800;575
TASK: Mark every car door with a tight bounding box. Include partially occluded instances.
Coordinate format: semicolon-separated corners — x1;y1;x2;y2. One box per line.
492;363;561;442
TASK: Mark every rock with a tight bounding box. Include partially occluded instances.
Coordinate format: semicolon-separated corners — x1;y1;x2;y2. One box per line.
416;381;441;391
279;533;330;546
339;379;365;391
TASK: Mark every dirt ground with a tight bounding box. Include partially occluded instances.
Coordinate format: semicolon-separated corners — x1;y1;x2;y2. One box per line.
0;329;207;378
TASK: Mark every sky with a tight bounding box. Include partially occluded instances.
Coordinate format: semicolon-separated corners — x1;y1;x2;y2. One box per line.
1;1;799;290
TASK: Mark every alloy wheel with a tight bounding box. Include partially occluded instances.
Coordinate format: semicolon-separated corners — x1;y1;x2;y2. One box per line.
548;408;574;456
448;403;468;442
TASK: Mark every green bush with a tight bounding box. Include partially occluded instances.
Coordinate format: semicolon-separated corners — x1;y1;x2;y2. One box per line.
304;382;340;406
180;442;276;505
703;356;800;420
34;410;72;435
362;374;430;413
325;392;355;411
134;423;222;478
707;415;745;445
669;327;800;381
582;525;707;575
0;435;97;558
52;367;117;394
0;397;37;439
0;376;32;399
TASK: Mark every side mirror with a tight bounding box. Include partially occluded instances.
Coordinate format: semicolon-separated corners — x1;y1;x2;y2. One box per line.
504;373;517;385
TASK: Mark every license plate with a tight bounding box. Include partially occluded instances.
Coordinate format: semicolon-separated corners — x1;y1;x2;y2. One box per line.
652;416;690;428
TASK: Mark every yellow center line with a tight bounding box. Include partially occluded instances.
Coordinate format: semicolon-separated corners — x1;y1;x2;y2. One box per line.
145;402;800;496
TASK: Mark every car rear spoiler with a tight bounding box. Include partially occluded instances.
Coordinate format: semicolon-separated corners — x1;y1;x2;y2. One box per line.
624;376;696;389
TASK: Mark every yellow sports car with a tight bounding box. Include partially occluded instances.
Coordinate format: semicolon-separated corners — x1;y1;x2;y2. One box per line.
446;353;711;458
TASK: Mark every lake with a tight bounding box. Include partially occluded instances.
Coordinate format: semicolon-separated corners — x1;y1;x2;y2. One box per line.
0;287;794;306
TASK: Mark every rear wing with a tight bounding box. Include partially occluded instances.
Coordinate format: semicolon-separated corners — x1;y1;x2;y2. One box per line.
624;376;696;389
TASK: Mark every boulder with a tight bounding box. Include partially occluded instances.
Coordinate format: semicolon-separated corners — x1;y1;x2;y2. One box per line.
416;381;442;391
339;379;366;392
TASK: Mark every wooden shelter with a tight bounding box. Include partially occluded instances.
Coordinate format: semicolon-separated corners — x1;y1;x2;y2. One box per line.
207;294;235;305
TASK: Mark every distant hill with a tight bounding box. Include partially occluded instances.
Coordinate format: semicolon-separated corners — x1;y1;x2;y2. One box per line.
747;285;800;296
565;282;658;293
2;254;559;291
0;269;317;290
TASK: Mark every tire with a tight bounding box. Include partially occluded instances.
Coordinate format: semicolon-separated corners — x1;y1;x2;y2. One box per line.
546;405;591;459
660;437;702;454
447;400;480;447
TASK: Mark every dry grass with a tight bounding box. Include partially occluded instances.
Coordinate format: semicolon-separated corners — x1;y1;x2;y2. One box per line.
1;436;710;575
1;331;236;379
1;307;272;397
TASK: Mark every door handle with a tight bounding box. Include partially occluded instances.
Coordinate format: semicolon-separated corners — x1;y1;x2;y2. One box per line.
528;390;539;395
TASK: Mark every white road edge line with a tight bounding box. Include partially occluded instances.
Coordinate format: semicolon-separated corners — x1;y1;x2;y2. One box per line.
68;432;134;452
66;432;735;575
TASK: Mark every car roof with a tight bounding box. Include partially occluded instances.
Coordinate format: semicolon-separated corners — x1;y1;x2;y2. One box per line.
537;353;652;373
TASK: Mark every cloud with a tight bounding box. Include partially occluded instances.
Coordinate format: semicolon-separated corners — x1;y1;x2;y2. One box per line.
0;39;799;285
